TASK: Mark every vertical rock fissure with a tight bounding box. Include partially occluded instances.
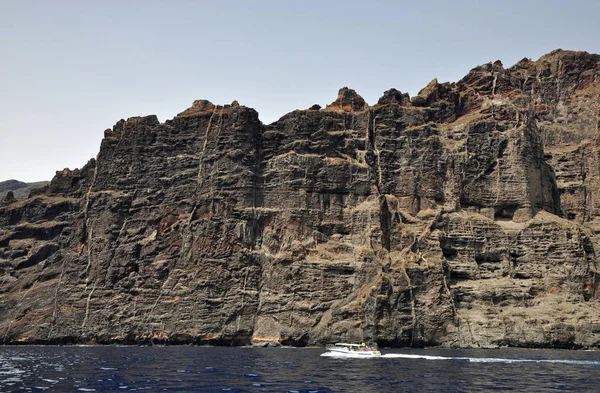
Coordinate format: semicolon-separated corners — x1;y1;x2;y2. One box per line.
442;269;459;325
48;258;66;339
82;157;99;250
367;111;383;194
81;285;96;331
402;266;418;347
251;123;264;249
209;108;225;201
79;157;100;335
80;226;96;335
244;114;264;342
196;106;220;188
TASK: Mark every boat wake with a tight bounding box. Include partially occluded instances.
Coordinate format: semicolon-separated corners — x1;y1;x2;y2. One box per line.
380;354;600;366
322;352;600;365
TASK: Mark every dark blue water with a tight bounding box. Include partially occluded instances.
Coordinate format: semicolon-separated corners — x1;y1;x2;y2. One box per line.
0;346;599;392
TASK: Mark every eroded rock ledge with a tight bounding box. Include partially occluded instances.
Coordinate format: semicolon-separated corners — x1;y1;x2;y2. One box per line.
1;49;600;348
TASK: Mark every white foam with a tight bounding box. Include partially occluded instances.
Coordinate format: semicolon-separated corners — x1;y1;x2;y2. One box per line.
382;354;451;360
322;351;600;366
381;353;600;365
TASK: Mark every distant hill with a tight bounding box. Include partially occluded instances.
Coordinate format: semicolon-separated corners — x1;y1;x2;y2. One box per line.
0;179;49;201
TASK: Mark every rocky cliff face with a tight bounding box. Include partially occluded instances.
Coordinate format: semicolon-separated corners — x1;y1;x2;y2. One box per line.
1;49;599;348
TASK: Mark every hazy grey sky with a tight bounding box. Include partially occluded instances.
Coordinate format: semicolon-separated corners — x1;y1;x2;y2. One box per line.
1;0;599;182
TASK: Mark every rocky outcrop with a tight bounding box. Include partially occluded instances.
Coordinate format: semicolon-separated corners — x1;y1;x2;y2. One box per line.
1;49;599;348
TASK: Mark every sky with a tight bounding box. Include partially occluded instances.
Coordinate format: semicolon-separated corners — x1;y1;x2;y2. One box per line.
1;0;599;183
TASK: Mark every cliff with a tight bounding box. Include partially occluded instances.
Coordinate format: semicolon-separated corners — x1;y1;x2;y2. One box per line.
1;49;599;348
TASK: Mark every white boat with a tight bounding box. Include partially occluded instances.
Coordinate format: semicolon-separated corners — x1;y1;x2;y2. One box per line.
321;343;382;357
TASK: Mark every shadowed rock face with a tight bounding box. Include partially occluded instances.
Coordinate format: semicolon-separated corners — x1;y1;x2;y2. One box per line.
1;49;600;348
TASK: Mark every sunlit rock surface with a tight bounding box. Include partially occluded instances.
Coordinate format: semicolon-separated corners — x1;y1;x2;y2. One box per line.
1;50;599;348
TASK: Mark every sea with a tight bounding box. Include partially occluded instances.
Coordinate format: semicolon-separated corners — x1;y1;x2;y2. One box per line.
0;346;599;392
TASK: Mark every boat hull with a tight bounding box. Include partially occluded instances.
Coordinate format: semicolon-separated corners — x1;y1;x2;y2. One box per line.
322;347;382;358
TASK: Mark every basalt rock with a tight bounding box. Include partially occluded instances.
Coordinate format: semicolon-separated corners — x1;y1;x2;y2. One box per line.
2;191;15;206
1;50;600;348
326;87;368;112
377;88;410;106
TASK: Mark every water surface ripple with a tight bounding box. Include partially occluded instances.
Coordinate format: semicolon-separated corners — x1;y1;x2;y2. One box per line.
0;346;598;392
